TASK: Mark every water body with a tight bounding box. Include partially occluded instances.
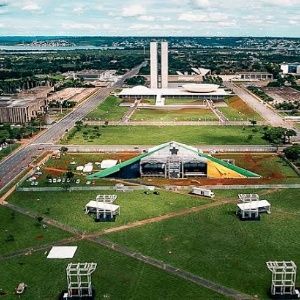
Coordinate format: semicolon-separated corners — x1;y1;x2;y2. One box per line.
0;45;123;51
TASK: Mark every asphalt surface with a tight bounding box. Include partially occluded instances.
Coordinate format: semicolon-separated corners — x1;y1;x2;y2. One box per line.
0;63;144;190
49;144;279;153
225;82;300;141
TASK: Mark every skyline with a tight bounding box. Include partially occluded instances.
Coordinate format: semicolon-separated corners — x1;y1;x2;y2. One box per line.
0;0;299;37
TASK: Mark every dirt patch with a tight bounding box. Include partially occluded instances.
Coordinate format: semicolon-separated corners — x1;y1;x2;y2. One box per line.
44;167;68;176
227;96;257;116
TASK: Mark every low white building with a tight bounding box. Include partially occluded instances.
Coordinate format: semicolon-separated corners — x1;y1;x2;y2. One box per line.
119;84;232;102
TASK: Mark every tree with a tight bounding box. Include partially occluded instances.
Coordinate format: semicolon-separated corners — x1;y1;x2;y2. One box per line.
65;171;74;180
250;120;257;127
283;144;300;161
284;129;297;144
263;127;286;144
59;146;68;155
75;121;83;130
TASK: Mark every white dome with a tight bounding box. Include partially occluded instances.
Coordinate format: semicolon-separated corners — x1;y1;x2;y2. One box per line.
183;84;219;93
131;86;150;92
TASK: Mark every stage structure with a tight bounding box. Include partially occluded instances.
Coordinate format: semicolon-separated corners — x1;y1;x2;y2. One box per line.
88;141;260;180
266;261;298;297
66;263;97;298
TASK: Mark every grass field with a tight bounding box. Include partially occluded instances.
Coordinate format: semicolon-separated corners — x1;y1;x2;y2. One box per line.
219;96;263;121
0;143;20;162
0;206;70;256
61;125;267;145
8;190;209;233
165;98;204;105
0;240;225;300
86;96;128;121
106;189;300;299
131;108;218;121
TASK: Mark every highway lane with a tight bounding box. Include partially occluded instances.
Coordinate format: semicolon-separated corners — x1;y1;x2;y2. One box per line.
48;144;279;153
0;63;144;190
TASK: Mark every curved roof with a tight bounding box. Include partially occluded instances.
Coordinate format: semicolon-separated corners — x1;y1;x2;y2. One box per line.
131;86;150;92
183;84;219;93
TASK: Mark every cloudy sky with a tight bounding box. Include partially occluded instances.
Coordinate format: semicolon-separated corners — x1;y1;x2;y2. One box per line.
0;0;299;36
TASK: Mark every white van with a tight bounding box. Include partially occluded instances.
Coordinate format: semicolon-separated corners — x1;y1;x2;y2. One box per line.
192;187;215;198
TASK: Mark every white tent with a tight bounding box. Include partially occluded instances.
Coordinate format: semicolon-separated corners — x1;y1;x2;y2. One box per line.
83;163;93;173
85;201;120;219
101;160;118;169
47;246;77;259
237;200;271;214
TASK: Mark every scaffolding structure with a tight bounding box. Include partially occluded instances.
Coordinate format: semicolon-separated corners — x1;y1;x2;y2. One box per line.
66;263;97;298
85;195;120;221
96;195;117;204
96;195;118;220
238;194;259;203
266;261;297;296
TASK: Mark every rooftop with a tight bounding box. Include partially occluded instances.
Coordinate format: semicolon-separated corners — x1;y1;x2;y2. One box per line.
119;85;231;97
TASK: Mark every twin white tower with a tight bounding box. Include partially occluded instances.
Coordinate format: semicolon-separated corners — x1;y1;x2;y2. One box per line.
150;41;169;89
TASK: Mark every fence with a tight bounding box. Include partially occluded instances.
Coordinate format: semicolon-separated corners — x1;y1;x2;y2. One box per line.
16;185;155;192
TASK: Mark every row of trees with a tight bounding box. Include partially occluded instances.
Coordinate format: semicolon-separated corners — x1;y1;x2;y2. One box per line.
0;124;40;143
263;127;297;144
247;86;274;102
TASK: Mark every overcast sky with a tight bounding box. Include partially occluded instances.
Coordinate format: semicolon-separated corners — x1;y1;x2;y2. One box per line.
0;0;299;37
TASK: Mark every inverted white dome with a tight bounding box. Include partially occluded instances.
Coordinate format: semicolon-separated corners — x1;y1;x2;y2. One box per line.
183;84;219;93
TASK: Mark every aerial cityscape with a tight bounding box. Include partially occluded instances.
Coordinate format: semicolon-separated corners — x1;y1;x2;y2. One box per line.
0;0;300;299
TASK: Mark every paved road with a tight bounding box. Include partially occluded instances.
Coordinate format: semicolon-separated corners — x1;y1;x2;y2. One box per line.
47;144;279;153
0;63;144;190
226;82;292;127
83;120;267;126
226;82;300;142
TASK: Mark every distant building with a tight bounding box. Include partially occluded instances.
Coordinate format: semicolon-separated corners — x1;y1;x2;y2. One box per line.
281;63;300;75
219;72;273;82
150;41;169;89
0;86;52;124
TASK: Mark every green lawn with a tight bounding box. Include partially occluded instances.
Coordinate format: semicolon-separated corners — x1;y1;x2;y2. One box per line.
106;189;300;299
219;96;263;121
0;240;226;300
165;98;204;105
62;126;268;145
0;206;70;256
131;108;218;121
8;190;209;233
86;96;128;121
0;143;20;161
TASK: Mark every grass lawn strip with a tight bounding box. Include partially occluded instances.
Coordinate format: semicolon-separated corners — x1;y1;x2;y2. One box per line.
8;190;210;233
0;206;71;256
0;240;227;300
62;125;267;145
86;96;128;121
105;189;300;299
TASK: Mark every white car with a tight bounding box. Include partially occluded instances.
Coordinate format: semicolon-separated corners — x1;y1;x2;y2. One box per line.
76;179;80;184
53;179;57;183
57;178;62;183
